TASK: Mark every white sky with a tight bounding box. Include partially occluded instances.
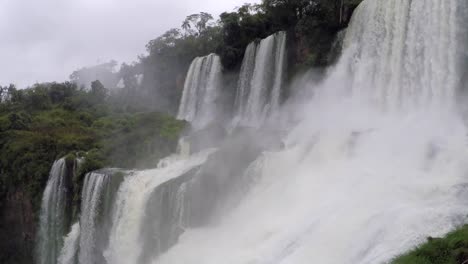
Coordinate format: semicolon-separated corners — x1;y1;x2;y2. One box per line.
0;0;259;87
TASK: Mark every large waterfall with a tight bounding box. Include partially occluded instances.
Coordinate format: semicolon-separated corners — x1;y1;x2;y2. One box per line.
36;0;468;263
155;0;468;263
234;31;287;126
177;53;222;129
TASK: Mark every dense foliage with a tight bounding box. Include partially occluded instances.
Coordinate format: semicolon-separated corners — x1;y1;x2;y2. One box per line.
0;82;186;213
392;226;468;264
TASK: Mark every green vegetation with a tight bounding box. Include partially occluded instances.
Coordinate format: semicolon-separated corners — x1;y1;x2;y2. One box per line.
392;226;468;264
0;82;186;214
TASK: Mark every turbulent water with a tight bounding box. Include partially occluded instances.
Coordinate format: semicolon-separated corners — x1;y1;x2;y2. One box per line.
104;150;215;264
233;31;287;127
37;0;468;263
58;223;80;264
177;53;222;129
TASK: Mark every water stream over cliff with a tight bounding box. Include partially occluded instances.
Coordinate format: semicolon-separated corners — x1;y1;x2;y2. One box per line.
233;31;287;127
177;53;222;129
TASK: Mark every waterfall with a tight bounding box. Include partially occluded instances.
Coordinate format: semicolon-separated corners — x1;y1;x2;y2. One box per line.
78;172;116;264
54;170;125;264
36;159;74;264
177;54;222;129
234;42;257;120
103;150;214;264
151;1;468;263
331;0;465;109
234;31;287;126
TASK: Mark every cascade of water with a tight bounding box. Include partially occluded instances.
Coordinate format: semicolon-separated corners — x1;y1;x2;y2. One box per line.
36;159;73;264
103;150;214;264
53;170;125;264
77;170;125;264
234;31;287;126
234;42;257;119
177;54;222;129
78;172;110;264
330;0;465;110
151;0;468;263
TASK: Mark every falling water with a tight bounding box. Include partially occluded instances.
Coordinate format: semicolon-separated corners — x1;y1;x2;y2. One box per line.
58;223;80;264
103;150;214;264
332;0;464;109
152;0;468;263
234;42;257;119
54;170;125;264
78;171;117;264
234;31;287;126
177;54;222;129
36;159;74;264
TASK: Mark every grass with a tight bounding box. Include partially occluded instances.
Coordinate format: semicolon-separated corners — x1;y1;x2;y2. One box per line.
392;226;468;264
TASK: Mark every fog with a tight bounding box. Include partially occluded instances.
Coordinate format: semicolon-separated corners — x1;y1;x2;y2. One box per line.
0;0;258;88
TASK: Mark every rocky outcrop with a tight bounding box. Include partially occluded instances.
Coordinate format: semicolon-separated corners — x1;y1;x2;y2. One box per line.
0;190;35;264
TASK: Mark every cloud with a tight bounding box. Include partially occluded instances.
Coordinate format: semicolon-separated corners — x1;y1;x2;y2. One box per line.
0;0;257;87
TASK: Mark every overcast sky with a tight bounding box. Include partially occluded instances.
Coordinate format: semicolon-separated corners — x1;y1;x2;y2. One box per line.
0;0;259;88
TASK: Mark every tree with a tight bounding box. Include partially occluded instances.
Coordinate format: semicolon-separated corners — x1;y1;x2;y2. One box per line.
0;87;4;103
181;12;214;36
119;63;139;90
90;80;107;103
8;84;23;103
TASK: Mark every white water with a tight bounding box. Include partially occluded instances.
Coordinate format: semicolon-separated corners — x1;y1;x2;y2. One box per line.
152;0;468;263
103;149;214;264
334;0;463;110
36;159;70;264
158;106;468;264
58;223;80;264
234;31;287;127
177;54;222;129
78;172;112;264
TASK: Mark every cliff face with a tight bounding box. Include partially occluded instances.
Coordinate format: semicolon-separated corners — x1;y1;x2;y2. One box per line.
0;190;35;264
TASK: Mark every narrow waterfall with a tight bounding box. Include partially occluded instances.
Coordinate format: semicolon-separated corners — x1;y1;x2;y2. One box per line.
78;171;124;264
54;170;125;264
234;42;257;119
234;31;287;126
177;54;222;129
36;159;74;264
